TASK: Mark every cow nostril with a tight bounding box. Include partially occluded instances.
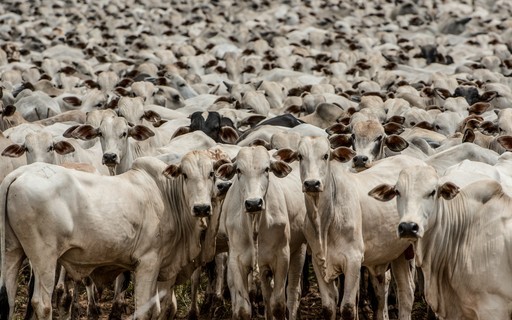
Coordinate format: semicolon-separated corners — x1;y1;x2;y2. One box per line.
362;156;368;162
411;223;419;233
398;223;406;235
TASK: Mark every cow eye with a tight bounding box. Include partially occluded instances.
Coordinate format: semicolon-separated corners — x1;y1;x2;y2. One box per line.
264;167;269;173
395;189;401;197
236;168;241;175
120;132;127;138
429;190;435;197
298;154;303;161
209;171;214;178
183;173;188;180
374;135;382;142
322;154;328;160
47;145;54;152
178;83;186;87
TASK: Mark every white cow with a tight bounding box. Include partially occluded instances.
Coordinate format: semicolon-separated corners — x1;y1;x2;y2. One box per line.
216;146;307;320
0;152;226;320
369;166;512;320
275;137;424;320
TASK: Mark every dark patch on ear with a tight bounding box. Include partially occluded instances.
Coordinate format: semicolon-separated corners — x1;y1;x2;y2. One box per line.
479;91;497;102
239;115;267;128
468;102;490;115
385;135;409;152
462;128;475;143
434;87;451;100
368;184;397;202
383;122;404;135
325;123;350;135
273;148;298;163
63;96;82;107
219;126;239;144
142;110;161;123
387;116;405;125
216;163;236;180
479;121;498;135
249;139;271;150
128;125;155;141
171;126;191;140
414;121;434;130
72;125;101;140
329;134;352;148
53;141;75;155
213;158;230;171
2;105;16;117
152;119;168;128
270;160;292;178
2;144;26;158
62;125;80;138
331;147;356;163
162;164;181;178
438;182;460;200
496;135;512;151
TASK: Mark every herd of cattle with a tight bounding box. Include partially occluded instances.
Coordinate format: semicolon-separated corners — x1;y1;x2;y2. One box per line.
0;0;512;319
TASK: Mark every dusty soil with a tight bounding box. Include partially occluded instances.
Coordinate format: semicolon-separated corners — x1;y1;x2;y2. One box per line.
12;264;433;320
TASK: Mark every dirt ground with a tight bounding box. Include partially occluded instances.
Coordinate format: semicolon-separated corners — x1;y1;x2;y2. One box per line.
12;264;433;320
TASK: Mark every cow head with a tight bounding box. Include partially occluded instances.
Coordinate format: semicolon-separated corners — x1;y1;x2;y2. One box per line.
2;131;75;164
163;151;229;218
72;116;154;174
368;165;459;240
274;136;356;194
216;146;291;213
350;120;408;171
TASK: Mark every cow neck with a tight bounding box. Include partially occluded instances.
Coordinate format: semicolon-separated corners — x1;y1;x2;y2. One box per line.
117;141;136;175
415;193;474;318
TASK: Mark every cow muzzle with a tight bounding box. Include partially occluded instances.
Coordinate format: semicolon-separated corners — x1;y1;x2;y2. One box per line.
193;204;211;217
352;155;369;171
216;181;232;197
303;179;322;193
245;198;263;213
102;153;118;166
398;222;420;239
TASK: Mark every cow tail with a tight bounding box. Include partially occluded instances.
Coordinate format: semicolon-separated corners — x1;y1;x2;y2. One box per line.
23;269;35;320
0;175;18;320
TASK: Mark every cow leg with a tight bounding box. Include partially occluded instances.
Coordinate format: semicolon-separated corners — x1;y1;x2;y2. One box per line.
110;271;131;320
156;280;176;320
133;254;160;320
204;253;227;318
390;254;415;320
339;258;362;320
227;256;251;320
367;266;390;320
0;245;25;319
259;266;273;320
311;255;337;320
83;277;100;319
188;267;201;320
31;261;57;320
286;243;307;320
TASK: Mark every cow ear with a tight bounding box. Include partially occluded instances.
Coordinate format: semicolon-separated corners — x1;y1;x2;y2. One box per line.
386;115;405;125
462;128;475;143
216;163;236;180
72;125;101;140
2;144;26;157
62;125;80;138
239;115;266;128
284;104;302;114
171;126;190;139
152;119;167;128
468;102;490;115
368;184;397;202
496;135;512;151
223;81;233;93
384;135;409;152
2;105;16;117
141;110;161;123
250;139;272;150
325;123;350;135
163;164;181;178
128;125;155;141
331;147;356;163
383;122;404;135
329;134;352;148
53;141;75;155
63;96;82;106
479;121;498;135
479;91;497;103
438;182;459;200
434;87;451;100
219;126;239;144
414;121;434;130
213;158;231;171
270;160;292;178
273;148;299;163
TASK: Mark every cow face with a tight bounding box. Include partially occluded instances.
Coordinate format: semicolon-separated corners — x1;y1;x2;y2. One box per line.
368;166;459;240
2;131;75;164
216;146;291;213
351;120;409;171
72;116;154;174
163;151;225;218
274;136;355;194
